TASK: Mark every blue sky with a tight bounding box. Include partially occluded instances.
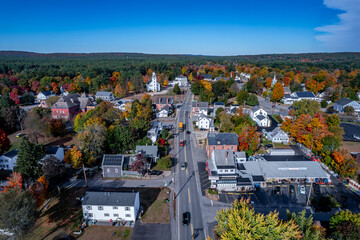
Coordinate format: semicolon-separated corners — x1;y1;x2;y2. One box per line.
0;0;359;55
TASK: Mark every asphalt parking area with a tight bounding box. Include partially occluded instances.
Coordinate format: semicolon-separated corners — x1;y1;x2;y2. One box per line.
197;162;211;196
132;221;171;240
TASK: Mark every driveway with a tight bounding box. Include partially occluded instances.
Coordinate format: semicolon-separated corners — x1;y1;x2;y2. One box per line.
131;221;170;240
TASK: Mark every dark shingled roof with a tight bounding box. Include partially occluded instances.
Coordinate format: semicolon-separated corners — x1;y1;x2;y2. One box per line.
202;74;212;79
263;155;311;162
207;132;238;146
295;91;315;98
39;91;53;96
3;149;18;158
96;91;113;97
191;102;208;108
214;102;225;106
46;147;60;155
256;115;266;121
335;98;354;106
51;94;80;109
102;154;124;166
252;175;265;182
82;191;138;206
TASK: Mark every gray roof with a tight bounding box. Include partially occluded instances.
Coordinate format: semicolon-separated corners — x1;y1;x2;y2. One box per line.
82;191;138;206
243;161;329;179
156;97;174;105
51;94;81;109
295;91;315;98
234;151;246;159
252;106;261;112
202;74;212;79
283;87;291;93
268;127;287;138
3;149;18;158
46;147;61;155
213;150;236;167
208;132;238;146
335;98;354;106
39;91;53;96
135;145;158;157
191;102;208;108
256;115;266;121
96;91;113;97
160;105;170;112
214;77;229;81
214;102;225;106
102;154;124;166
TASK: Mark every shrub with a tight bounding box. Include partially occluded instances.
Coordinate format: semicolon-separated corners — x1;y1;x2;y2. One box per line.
208;188;218;195
157;155;172;169
321;100;328;108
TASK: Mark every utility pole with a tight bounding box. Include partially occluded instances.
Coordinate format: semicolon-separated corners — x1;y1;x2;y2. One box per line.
83;164;88;187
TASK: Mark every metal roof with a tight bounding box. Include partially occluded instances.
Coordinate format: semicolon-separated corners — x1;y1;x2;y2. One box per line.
82;191;138;206
96;91;113;97
102;154;124;166
294;91;315;98
213;150;235;167
335;98;354;106
243;161;329;179
3;149;18;158
207;132;238;146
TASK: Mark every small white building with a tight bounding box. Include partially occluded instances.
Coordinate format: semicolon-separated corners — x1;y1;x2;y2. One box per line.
172;76;188;87
82;191;140;223
0;149;18;171
147;121;163;144
196;114;213;130
271;74;277;87
95;91;115;101
146;72;160;92
239;72;251;82
36;91;55;103
250;106;271;127
334;98;360;114
266;127;289;144
114;99;133;111
156;105;171;118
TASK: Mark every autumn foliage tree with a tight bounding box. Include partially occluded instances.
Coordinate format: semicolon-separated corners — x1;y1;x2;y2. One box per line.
2;172;23;192
331;149;357;177
236;125;260;156
265;77;272;88
64;146;84;168
0;128;10;155
271;83;284;102
216;198;300;240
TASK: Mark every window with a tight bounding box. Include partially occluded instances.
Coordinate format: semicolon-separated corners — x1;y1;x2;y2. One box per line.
115;168;118;173
86;206;92;210
125;214;131;218
88;213;93;217
107;169;110;173
113;206;118;209
113;214;119;217
98;206;103;210
213;146;215;150
222;146;224;150
125;207;130;211
225;170;228;172
84;213;87;216
104;213;109;217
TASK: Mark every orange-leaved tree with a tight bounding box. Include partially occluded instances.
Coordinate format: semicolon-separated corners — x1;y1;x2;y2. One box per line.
3;172;23;192
64;146;83;168
271;83;284;102
265;77;272;88
332;149;357;177
236;125;260;156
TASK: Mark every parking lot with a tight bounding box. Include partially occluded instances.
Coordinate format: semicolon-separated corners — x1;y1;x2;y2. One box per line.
198;162;211;196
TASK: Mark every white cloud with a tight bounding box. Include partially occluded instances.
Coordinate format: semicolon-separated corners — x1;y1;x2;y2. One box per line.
315;0;360;51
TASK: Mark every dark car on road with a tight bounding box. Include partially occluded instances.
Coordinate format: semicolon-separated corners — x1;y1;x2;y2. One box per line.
187;130;191;134
289;185;295;193
265;144;273;148
273;186;281;195
183;212;191;226
313;183;321;194
148;170;163;176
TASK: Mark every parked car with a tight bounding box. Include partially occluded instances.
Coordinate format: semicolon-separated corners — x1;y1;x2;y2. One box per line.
183;212;191;226
16;133;25;138
289;185;295;193
299;186;306;194
265;144;273;148
148;170;163;176
273;186;281;195
187;131;191;134
313;183;321;194
181;162;186;170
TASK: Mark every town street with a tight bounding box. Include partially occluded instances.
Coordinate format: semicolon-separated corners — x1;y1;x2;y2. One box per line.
173;90;206;240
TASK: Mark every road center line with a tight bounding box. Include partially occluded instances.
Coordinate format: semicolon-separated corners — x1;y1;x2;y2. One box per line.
188;187;191;203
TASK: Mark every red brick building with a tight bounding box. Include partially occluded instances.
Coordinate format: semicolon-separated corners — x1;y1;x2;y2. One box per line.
206;132;239;158
155;97;174;111
51;93;93;121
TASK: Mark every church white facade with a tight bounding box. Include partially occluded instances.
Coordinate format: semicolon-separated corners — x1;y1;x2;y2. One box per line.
271;74;277;87
147;72;161;92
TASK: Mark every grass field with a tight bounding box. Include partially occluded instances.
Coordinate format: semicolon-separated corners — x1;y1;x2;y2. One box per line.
141;188;171;223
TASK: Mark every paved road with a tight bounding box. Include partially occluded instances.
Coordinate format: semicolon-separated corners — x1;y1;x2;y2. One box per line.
174;90;206;240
